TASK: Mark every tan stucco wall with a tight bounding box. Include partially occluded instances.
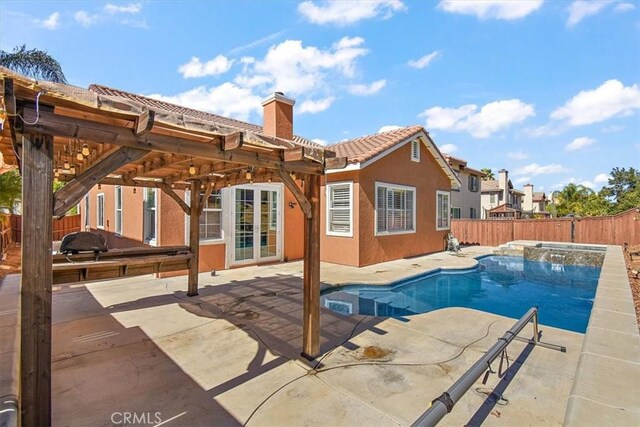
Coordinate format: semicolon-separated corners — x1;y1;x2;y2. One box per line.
320;170;361;267
450;169;481;218
356;140;451;267
283;185;305;262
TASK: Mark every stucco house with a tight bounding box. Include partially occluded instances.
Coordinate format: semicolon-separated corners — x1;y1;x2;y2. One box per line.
80;85;460;272
443;153;483;219
480;169;524;219
321;126;461;267
522;184;550;217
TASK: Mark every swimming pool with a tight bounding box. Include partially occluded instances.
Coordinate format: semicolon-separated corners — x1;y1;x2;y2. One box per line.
321;255;601;333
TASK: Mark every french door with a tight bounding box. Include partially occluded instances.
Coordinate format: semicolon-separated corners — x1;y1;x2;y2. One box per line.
231;185;282;265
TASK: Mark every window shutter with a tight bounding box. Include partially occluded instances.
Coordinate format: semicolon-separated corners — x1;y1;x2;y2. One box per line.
328;184;352;234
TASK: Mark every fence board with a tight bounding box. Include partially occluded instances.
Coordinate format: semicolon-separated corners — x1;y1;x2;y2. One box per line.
10;214;81;243
452;208;639;246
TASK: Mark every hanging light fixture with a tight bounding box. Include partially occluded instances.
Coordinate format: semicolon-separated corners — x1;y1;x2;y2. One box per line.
189;160;196;175
81;143;90;157
290;172;296;180
70;165;76;175
76;150;83;161
64;160;70;169
245;170;252;180
133;186;137;194
98;183;102;190
268;175;272;183
54;169;60;178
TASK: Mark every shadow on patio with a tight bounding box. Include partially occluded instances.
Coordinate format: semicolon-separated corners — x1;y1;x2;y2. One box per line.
51;272;388;426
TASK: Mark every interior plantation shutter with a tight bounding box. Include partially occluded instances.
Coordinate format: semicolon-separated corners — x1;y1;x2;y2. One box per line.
377;186;387;232
406;190;414;230
329;185;351;234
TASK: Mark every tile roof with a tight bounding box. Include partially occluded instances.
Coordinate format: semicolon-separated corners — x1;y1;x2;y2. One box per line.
481;180;500;192
533;192;546;202
88;84;321;148
329;125;424;164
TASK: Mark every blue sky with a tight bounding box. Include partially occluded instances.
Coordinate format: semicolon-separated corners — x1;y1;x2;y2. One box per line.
1;0;639;193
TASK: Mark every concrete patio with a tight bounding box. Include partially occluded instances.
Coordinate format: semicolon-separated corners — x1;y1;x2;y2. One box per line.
1;245;637;426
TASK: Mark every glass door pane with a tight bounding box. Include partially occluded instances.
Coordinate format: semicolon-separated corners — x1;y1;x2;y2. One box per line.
235;188;254;261
259;190;278;258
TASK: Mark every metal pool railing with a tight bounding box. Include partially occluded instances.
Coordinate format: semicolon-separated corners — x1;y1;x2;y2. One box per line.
411;307;565;427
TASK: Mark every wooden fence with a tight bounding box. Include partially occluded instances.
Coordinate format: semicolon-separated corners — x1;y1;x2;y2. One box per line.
452;208;640;247
10;214;81;243
1;215;11;256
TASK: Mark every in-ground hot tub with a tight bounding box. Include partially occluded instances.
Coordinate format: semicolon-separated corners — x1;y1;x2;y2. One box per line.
523;242;606;267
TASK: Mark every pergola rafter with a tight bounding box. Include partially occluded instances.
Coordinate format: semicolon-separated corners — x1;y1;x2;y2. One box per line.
0;68;346;426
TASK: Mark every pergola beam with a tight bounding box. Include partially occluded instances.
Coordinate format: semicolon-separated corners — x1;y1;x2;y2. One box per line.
188;180;201;297
274;169;312;218
20;133;54;426
53;146;150;218
158;183;190;215
20;108;324;175
302;174;321;359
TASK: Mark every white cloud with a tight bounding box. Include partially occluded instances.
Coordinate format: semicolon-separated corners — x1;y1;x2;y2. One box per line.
298;0;406;25
438;0;544;20
439;143;458;154
235;37;368;98
408;51;441;69
594;173;611;184
514;163;567;176
312;138;329;146
178;55;234;78
378;125;402;133
614;2;635;12
347;79;386;96
420;99;535;138
298;97;335;114
514;176;531;185
567;0;613;26
104;3;142;14
74;10;99;27
551;79;640;126
229;31;285;55
601;124;623;133
36;12;60;29
148;83;262;122
566;136;595;151
507;151;529;160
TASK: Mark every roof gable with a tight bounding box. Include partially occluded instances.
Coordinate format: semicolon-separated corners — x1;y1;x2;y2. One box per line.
328;126;461;188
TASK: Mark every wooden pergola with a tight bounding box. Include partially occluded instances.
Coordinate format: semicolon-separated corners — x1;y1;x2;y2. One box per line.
0;68;345;426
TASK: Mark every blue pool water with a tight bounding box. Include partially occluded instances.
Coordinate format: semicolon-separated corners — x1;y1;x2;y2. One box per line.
321;256;601;333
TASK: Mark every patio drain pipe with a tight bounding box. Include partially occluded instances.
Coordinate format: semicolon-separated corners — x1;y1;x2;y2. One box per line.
411;307;540;427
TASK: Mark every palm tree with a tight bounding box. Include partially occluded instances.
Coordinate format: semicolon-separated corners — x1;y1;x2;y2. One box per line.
481;168;495;181
0;45;67;83
554;183;594;216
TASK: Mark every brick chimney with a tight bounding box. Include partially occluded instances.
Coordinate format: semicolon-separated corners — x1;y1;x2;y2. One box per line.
261;92;295;140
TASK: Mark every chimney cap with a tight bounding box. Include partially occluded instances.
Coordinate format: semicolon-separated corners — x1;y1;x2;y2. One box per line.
499;169;508;173
261;92;295;107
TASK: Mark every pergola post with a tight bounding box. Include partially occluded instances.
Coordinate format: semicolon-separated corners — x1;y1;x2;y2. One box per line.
302;174;321;359
20;133;54;426
187;180;201;296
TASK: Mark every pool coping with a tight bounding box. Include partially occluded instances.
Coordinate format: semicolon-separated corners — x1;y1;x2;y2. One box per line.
563;245;640;425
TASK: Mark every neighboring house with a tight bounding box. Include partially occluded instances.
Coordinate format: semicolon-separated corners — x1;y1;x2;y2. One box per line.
443;153;483;219
80;85;461;272
522;184;550;217
322;126;461;267
480;169;524;219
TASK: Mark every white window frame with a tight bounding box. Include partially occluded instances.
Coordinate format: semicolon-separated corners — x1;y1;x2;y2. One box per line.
436;190;451;231
410;139;420;162
326;181;353;237
114;186;123;235
199;189;224;243
184;189;225;245
96;193;105;229
374;182;417;236
143;188;158;246
84;194;90;230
